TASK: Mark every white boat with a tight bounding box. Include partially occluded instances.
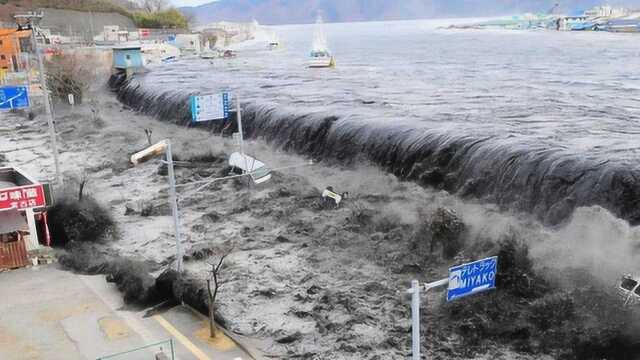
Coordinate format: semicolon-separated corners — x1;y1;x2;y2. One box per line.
200;50;218;59
308;15;335;68
268;41;280;50
267;30;281;50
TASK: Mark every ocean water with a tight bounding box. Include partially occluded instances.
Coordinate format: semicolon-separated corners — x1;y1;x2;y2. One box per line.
144;20;640;160
118;19;640;224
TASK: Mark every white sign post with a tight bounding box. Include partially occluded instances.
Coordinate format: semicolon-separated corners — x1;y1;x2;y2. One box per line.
191;92;248;170
406;256;498;359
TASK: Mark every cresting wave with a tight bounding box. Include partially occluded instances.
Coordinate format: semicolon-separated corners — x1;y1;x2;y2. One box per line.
110;73;640;226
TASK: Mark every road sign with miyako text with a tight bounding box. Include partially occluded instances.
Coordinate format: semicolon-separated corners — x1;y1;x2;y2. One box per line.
0;184;46;210
447;256;497;301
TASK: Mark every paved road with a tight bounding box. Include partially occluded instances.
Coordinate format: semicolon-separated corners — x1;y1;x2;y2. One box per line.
0;265;251;360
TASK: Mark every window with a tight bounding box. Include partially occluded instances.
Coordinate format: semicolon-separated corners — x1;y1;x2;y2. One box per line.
19;37;32;53
251;166;272;182
126;54;131;60
0;55;5;60
0;40;3;46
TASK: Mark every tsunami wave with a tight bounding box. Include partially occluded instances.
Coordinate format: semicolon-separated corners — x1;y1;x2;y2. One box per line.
109;73;640;226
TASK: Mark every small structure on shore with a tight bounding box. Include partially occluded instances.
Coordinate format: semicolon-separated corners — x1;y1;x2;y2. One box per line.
0;166;51;270
175;34;202;56
112;46;144;76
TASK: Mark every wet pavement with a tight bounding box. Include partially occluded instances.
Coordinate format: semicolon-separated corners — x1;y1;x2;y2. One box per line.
0;265;252;360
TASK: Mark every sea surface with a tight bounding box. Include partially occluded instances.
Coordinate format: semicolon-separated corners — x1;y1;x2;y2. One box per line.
120;19;640;224
143;19;640;162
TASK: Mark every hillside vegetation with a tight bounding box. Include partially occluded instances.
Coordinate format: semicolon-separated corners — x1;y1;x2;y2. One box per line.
0;0;188;28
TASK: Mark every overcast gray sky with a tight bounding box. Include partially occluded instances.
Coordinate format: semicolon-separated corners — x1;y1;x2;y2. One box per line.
170;0;212;7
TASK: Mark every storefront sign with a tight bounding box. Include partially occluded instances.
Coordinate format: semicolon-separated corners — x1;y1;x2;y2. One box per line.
0;184;46;210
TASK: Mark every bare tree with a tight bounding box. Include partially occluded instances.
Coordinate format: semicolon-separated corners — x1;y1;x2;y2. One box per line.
141;0;168;12
206;251;230;338
144;128;153;146
78;170;89;201
45;52;103;104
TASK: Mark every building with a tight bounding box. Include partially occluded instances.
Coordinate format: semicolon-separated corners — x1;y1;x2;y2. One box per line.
175;34;202;55
584;6;630;18
112;46;144;76
0;28;32;72
97;25;136;44
0;167;51;270
558;15;589;31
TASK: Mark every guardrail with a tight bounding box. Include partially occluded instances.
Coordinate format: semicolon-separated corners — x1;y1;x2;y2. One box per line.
96;339;175;360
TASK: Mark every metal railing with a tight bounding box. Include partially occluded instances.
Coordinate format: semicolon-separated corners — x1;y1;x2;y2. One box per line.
96;339;175;360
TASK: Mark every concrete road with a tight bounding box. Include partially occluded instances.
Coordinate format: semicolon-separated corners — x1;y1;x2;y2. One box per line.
0;265;252;360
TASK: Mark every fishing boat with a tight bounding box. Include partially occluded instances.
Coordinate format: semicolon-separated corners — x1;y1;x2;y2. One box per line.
267;31;280;50
308;15;335;68
268;41;280;50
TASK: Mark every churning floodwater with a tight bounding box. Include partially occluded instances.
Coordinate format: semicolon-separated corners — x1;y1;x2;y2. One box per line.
113;19;640;225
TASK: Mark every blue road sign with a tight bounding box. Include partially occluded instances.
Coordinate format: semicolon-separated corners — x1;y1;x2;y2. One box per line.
447;256;497;301
0;86;30;110
190;92;230;122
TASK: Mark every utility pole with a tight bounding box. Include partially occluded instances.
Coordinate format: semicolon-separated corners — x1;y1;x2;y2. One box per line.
130;139;184;274
235;94;245;156
165;140;183;274
15;12;62;186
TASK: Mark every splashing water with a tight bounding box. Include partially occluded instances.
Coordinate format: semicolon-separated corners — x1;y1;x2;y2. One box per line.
311;15;329;52
110;19;640;229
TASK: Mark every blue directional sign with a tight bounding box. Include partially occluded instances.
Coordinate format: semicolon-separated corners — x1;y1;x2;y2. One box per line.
190;92;230;122
0;85;30;110
447;256;497;301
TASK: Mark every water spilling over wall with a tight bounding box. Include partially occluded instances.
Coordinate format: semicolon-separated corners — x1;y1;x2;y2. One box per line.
110;72;640;226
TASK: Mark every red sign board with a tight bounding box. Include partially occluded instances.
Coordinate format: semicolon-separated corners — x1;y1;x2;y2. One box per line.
139;28;151;38
0;184;46;210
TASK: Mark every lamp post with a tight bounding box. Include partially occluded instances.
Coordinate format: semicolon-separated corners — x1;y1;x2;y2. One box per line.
14;12;62;187
131;137;315;274
131;139;183;273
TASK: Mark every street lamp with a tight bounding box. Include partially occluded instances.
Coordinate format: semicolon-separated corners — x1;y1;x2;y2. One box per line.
130;139;183;273
14;12;62;187
130;137;315;274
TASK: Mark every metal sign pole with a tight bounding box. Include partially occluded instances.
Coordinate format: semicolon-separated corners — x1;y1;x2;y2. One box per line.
29;16;62;186
409;280;421;360
165;140;183;273
236;93;244;156
407;278;449;360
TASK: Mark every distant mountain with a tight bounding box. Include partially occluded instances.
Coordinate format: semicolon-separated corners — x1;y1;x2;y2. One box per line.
181;0;640;25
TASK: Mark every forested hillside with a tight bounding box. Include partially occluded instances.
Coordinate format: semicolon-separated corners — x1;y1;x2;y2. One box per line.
0;0;188;28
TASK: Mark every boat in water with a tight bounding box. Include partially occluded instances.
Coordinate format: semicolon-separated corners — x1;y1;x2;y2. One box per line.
308;15;335;68
267;30;281;50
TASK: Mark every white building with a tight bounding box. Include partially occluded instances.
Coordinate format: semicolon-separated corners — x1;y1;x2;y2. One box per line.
96;25;137;44
585;5;630;18
175;34;202;55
